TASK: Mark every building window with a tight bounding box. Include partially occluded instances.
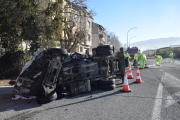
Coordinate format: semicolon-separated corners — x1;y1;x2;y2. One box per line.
88;21;90;28
88;34;90;41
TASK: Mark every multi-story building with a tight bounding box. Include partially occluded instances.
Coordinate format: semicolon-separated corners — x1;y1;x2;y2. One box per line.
91;22;107;50
37;0;93;53
74;7;93;53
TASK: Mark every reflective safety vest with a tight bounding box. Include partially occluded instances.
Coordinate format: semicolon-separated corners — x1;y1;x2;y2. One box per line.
155;55;162;61
169;52;173;57
140;53;146;60
134;53;138;60
124;53;130;58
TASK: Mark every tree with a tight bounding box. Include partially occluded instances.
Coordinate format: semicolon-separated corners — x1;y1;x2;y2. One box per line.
0;0;95;54
40;0;64;50
108;32;122;51
70;0;96;17
0;0;41;53
60;0;95;53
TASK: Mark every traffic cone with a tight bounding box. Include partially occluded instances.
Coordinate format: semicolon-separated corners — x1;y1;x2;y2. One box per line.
128;65;134;79
134;67;143;83
120;71;132;92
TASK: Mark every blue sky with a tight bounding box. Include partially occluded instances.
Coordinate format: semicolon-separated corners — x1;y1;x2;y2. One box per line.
87;0;180;45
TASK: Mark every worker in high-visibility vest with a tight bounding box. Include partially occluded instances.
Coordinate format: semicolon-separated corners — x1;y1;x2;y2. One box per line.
133;51;139;66
169;51;175;62
155;55;162;66
124;51;130;66
139;53;146;69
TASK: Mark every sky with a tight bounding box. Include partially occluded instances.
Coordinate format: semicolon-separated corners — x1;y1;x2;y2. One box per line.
87;0;180;45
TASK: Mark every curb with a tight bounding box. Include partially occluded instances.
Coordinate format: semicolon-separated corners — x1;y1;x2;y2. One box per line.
0;86;14;95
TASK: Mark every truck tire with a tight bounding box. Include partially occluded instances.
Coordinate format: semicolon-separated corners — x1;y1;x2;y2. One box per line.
100;84;116;91
47;48;67;55
97;50;113;56
37;91;57;104
97;45;114;51
99;79;116;85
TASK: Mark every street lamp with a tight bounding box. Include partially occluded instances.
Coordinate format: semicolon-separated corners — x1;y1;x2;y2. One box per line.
129;36;136;48
127;27;137;48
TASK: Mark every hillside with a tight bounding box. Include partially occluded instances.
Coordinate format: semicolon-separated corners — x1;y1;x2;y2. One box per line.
130;37;180;52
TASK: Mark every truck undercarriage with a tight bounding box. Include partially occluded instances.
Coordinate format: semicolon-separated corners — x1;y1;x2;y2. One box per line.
13;45;125;104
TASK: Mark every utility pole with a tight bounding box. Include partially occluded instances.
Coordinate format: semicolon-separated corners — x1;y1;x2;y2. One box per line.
129;36;136;48
127;27;137;48
114;35;115;47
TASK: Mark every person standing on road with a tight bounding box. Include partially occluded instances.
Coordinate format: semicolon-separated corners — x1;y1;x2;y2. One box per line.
124;51;131;66
155;55;162;66
169;51;175;62
133;51;138;66
139;53;146;69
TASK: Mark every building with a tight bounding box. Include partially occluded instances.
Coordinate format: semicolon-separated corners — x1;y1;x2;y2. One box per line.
74;7;93;53
91;22;107;50
36;0;93;53
59;0;93;53
143;49;156;56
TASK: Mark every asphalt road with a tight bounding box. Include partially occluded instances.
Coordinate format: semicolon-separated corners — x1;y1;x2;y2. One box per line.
0;57;180;120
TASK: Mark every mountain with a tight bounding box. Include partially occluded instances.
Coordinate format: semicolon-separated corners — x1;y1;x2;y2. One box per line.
130;37;180;52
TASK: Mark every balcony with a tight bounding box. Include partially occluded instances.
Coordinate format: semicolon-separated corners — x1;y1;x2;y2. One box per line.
99;34;105;38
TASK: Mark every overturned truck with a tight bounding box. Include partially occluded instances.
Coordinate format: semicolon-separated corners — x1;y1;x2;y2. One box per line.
13;45;125;104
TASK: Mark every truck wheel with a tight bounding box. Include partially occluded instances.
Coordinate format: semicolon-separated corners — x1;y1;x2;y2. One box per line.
97;45;114;51
99;79;116;85
47;48;67;55
97;50;113;56
37;91;57;104
100;84;116;91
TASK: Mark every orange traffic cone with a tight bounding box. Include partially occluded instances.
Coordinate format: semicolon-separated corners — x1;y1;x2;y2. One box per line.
134;67;143;83
120;71;132;92
128;65;134;79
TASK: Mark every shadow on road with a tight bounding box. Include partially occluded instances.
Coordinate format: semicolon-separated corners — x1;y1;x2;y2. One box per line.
45;88;125;111
0;79;125;113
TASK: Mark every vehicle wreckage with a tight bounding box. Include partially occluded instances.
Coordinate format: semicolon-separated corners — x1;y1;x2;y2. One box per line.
13;45;125;104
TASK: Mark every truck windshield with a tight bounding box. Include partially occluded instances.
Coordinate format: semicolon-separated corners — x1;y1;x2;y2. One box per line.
128;49;138;53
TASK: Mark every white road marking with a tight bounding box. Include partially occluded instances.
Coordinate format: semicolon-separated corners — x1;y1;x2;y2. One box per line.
161;72;180;108
151;74;165;120
159;69;163;71
162;72;180;87
165;91;180;108
165;95;176;108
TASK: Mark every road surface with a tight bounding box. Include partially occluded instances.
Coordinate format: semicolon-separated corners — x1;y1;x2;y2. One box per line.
0;57;180;120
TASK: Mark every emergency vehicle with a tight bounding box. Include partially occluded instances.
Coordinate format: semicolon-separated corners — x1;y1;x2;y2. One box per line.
127;47;140;60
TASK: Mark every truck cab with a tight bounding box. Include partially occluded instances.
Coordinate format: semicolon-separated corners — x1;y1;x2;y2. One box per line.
127;47;140;60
